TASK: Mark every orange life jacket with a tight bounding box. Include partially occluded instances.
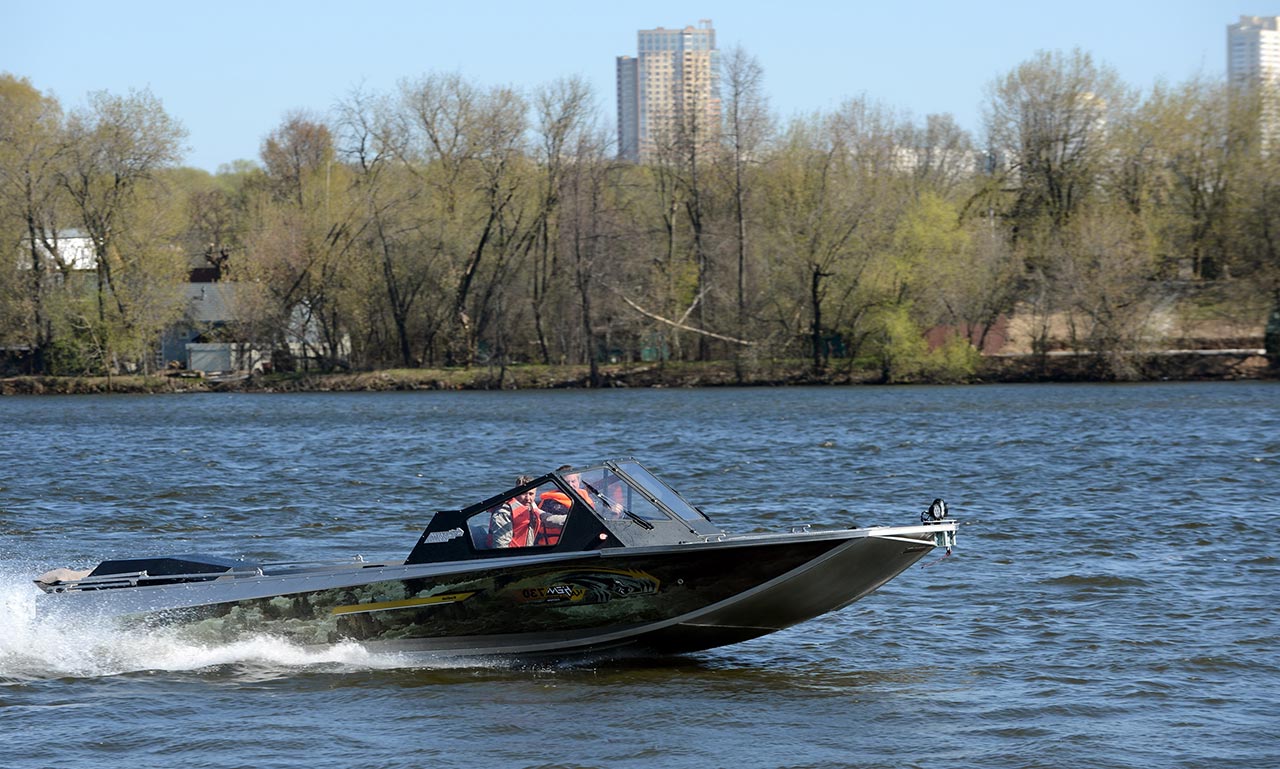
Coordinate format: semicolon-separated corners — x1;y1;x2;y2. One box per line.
563;475;596;509
539;491;572;509
536;491;573;546
509;503;542;547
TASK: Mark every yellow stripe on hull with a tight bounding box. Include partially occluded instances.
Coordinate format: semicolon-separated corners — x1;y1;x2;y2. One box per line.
331;592;476;616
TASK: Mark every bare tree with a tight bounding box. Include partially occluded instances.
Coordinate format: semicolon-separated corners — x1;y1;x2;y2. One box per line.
900;112;975;197
261;111;334;209
336;86;440;367
648;52;723;361
561;126;616;385
399;73;533;366
248;112;367;369
985;49;1132;237
1056;207;1160;378
719;46;772;374
529;76;595;363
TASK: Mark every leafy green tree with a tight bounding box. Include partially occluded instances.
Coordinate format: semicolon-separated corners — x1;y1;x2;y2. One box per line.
57;88;188;374
1230;84;1280;342
0;74;66;370
889;192;1021;354
1119;77;1235;279
760;99;904;375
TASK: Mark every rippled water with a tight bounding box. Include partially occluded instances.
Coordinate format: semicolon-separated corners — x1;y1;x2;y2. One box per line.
1;383;1277;768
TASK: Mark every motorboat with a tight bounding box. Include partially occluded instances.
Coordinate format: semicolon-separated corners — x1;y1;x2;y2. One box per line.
33;458;958;660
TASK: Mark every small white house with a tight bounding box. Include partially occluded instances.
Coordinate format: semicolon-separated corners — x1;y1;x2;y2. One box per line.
18;230;96;271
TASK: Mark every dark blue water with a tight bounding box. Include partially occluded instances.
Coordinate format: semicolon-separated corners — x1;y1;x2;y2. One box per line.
1;384;1277;768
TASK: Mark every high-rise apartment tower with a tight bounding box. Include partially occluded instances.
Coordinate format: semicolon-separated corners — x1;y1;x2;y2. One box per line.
616;20;720;162
1228;15;1280;144
1228;15;1280;88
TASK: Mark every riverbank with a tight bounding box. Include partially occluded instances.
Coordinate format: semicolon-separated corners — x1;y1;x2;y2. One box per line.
1;349;1273;395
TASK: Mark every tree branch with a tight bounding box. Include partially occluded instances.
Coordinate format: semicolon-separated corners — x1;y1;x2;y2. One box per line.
612;290;755;346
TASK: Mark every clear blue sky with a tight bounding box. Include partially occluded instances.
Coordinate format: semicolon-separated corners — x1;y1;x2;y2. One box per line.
4;0;1273;172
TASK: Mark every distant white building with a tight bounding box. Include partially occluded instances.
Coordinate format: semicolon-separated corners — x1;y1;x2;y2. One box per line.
617;20;720;163
887;146;985;179
1228;15;1280;144
1228;15;1280;89
18;230;96;272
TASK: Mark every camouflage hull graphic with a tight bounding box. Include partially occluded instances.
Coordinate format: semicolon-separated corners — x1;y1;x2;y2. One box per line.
154;539;845;651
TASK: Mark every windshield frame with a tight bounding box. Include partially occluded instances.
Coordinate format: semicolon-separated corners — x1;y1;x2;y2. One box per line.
607;460;710;523
555;460;720;543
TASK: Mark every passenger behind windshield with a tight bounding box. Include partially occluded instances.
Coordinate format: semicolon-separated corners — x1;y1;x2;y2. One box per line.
564;468;667;522
562;469;611;516
535;488;572;545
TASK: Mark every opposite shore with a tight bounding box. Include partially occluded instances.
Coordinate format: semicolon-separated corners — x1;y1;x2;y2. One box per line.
1;350;1273;396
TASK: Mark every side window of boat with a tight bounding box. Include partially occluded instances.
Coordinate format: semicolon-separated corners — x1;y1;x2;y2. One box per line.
467;507;500;550
468;481;572;551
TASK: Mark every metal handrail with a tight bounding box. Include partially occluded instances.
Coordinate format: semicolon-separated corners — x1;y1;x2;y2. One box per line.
44;555;379;592
255;555;369;568
50;566;258;591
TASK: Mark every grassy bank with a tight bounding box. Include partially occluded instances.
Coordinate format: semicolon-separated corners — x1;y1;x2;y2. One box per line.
2;351;1274;396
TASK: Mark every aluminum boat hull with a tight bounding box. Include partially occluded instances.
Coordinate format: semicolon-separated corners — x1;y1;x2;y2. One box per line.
39;524;953;660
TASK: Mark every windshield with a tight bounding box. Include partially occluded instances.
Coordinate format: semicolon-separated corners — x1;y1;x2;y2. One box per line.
612;461;708;522
562;467;670;522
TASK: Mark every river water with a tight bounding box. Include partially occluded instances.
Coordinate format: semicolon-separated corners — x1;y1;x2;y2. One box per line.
0;383;1276;769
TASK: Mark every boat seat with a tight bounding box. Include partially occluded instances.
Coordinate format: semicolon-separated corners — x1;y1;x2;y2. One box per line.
34;567;91;588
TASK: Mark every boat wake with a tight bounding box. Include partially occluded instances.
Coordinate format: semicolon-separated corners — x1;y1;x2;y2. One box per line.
0;568;418;681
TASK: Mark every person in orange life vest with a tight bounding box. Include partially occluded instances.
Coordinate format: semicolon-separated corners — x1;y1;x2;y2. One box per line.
509;488;545;547
561;471;597;510
605;475;627;518
594;470;626;517
536;489;573;546
570;470;626;519
489;476;542;548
